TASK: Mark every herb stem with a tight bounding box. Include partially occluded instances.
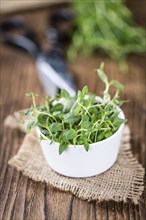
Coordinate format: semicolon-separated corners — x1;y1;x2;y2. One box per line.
77;101;92;118
37;111;57;122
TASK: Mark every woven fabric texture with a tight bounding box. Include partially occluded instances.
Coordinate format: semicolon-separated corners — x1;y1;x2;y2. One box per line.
5;113;144;204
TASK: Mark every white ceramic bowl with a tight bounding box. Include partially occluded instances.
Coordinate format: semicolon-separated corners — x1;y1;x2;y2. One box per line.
36;108;125;178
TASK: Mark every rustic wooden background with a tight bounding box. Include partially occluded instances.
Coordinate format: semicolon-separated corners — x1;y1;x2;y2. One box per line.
0;1;146;220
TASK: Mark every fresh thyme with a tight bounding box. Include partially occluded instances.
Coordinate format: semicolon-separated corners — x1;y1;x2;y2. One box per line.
68;0;145;72
25;63;126;154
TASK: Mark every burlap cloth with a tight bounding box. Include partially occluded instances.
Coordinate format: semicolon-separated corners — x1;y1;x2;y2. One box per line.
4;112;145;204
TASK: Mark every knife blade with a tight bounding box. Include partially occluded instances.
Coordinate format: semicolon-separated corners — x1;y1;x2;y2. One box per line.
37;57;76;96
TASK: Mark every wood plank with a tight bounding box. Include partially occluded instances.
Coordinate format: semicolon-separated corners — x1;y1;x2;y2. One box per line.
71;198;96;220
0;129;24;219
114;202;125;220
10;174;28;220
107;201;116;220
139;200;146;220
95;202;108;220
0;166;16;219
2;170;20;220
24;180;45;220
122;203;130;220
45;185;73;220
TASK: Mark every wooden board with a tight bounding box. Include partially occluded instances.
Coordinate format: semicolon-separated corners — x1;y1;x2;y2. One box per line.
0;3;146;220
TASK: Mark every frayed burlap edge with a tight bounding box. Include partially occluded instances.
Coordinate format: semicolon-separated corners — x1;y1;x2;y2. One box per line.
4;113;145;204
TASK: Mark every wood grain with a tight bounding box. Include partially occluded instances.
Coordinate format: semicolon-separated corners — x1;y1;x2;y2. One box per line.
0;2;146;220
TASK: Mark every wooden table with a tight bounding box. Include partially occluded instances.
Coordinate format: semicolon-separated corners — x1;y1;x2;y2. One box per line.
0;3;146;220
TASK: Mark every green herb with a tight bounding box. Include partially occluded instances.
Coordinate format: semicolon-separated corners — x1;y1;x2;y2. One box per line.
24;63;127;154
68;0;146;72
